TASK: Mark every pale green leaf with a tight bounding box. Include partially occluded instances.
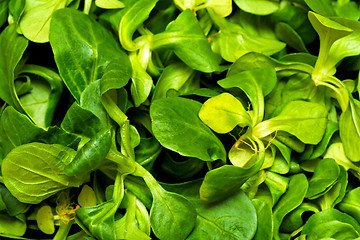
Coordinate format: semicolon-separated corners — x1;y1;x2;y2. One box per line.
199;93;252;134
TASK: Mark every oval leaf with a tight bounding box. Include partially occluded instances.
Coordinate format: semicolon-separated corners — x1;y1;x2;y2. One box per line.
150;97;226;162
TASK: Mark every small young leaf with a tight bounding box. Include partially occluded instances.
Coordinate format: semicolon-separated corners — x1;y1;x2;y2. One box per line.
199;93;252;134
36;205;55;235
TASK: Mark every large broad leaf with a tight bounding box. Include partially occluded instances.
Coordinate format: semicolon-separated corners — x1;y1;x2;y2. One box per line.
219;68;277;124
150;97;226;162
163;179;257;240
188;190;257;240
1;142;86;204
19;0;68;43
50;8;129;102
253;100;328;144
0;24;28;110
152;9;219;73
199;93;252;134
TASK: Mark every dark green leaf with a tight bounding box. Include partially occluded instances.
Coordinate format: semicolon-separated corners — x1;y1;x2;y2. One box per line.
150;97;226;162
50;8;128;102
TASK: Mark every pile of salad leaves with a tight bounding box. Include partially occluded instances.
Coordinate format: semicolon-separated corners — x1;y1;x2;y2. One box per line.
1;0;360;239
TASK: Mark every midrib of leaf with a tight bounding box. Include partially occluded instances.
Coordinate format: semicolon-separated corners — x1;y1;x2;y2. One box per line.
197;214;244;239
31;0;65;41
60;29;86;99
8;150;69;185
6;179;63;197
68;15;100;88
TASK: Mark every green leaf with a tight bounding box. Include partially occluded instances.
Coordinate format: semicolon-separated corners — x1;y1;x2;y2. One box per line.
80;80;110;126
252;199;273;240
306;158;340;199
0;184;28;217
78;185;97;207
61;102;102;138
219;68;277;124
338;187;360;223
150;97;226;162
50;8;129;102
19;0;68;43
0;24;28;110
95;0;124;9
64;127;112;176
318;165;347;210
188;190;257;240
323;143;360;172
152;62;199;101
152;9;219;72
304;0;335;17
0;106;45;156
253;100;328;144
275;22;308;53
228;52;314;77
18;65;63;128
199;93;252;134
76;201;117;240
0;213;26;237
118;0;158;51
129;53;153;107
233;0;280;15
0;1;8;29
200;153;264;203
163;179;257;240
340;98;360;162
210;15;285;62
264;171;289;205
280;203;319;233
134;164;197;240
134;137;162;169
9;0;25;23
302;209;360;239
273;174;308;240
36;205;55;235
115;192;151;240
1;142;86;204
100;58;132;96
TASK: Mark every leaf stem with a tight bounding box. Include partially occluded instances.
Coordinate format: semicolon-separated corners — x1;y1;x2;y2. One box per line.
53;220;74;240
0;176;3;183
